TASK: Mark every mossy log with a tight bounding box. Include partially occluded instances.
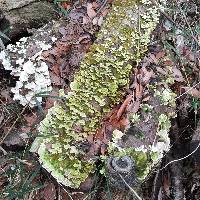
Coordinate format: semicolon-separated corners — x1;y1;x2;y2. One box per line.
31;0;171;189
0;0;177;190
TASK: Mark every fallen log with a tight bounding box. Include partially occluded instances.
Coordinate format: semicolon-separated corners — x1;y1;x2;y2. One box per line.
0;0;177;196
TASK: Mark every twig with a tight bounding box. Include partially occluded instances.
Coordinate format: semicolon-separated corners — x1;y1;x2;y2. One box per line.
0;145;7;155
159;141;200;171
96;0;108;15
151;168;162;200
0;104;28;145
58;182;74;200
176;82;200;100
119;174;142;200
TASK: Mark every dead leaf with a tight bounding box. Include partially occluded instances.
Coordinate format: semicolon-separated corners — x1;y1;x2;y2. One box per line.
149;53;158;64
182;87;200;98
3;131;25;147
141;67;154;84
82;16;90;24
135;82;143;99
24;114;38;127
142;96;150;102
92;2;99;9
1;90;13;103
87;3;97;19
79;175;95;191
156;51;165;60
129;99;141;115
102;8;110;17
61;2;71;10
116;95;132;120
42;183;56;200
52;64;61;77
163;60;173;66
50;72;62;86
118;117;129;127
172;66;184;82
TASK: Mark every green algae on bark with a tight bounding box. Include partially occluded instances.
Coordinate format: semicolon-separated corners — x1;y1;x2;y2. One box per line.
32;0;164;188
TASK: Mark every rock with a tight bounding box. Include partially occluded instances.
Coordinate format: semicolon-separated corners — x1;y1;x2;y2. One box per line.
0;0;59;43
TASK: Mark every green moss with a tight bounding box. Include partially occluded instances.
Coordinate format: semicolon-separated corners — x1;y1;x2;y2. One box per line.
32;0;163;188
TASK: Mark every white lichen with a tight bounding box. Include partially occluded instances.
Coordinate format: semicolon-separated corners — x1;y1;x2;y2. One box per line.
0;37;52;107
155;88;176;106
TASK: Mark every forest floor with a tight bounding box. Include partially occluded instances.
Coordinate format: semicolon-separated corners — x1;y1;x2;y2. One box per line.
0;0;200;199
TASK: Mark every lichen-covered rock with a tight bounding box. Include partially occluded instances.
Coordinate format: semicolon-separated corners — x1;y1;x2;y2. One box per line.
31;0;167;188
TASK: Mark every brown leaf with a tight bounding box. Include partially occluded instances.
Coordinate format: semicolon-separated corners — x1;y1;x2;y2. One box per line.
135;83;143;99
172;66;184;82
102;8;110;17
149;53;158;64
163;60;173;66
130;99;141;115
141;67;154;84
43;183;56;200
24;114;38;127
116;95;132;120
44;90;59;110
118;117;129;127
1;90;13;103
87;3;97;19
82;16;91;24
92;2;99;9
142;95;150;102
182;87;200;98
52;64;61;77
50;72;62;86
79;175;95;191
156;51;165;60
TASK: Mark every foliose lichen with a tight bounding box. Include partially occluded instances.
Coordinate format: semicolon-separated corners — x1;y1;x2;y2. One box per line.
0;37;53;107
106;112;172;182
31;0;166;188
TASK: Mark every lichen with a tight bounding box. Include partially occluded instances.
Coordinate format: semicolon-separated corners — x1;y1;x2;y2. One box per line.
106;113;172;181
31;0;165;188
154;88;177;106
0;37;52;107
